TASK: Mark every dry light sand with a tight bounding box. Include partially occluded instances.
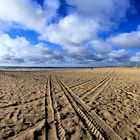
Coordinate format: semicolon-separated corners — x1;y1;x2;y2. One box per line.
0;68;140;140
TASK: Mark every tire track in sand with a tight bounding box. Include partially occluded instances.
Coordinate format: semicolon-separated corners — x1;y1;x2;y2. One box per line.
55;74;122;140
46;75;66;140
55;70;110;94
80;71;114;102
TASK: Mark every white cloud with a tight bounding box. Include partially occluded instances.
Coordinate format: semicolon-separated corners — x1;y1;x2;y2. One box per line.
38;0;132;65
107;49;133;66
109;30;140;48
109;49;128;58
0;32;134;66
130;52;140;62
0;0;136;66
108;25;140;48
39;0;131;56
0;32;63;65
0;0;59;31
66;0;130;29
40;14;100;47
44;0;60;18
0;31;108;66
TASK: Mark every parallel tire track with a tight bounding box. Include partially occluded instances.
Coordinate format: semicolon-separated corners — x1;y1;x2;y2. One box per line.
56;76;105;140
80;72;114;100
46;76;66;140
55;75;122;140
55;70;110;94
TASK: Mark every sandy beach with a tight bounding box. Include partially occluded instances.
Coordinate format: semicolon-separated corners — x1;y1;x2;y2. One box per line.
0;68;140;140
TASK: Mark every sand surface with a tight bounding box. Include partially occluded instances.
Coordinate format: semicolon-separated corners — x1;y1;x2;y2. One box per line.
0;68;140;140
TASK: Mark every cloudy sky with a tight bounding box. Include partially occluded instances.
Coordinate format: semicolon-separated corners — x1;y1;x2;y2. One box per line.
0;0;140;67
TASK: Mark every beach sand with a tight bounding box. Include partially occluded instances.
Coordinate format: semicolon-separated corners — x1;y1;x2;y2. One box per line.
0;68;140;140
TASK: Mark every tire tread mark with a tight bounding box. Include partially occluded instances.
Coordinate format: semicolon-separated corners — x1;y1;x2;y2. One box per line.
55;70;110;94
46;76;66;140
55;75;122;140
56;76;106;140
81;72;113;100
46;76;58;140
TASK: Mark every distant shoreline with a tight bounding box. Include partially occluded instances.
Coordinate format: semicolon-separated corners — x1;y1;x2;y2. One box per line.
0;66;139;71
0;66;90;71
0;65;138;69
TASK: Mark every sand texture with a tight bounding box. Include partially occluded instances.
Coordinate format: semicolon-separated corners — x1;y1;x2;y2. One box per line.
0;68;140;140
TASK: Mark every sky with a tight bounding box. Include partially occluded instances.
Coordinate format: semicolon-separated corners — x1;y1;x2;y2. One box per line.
0;0;140;67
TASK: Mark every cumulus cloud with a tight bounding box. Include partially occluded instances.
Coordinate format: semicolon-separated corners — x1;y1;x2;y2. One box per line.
40;14;100;46
39;0;131;58
0;0;59;31
130;52;140;62
39;13;113;65
66;0;131;29
0;31;134;66
109;30;140;48
68;46;108;64
67;39;111;64
0;32;63;65
107;49;133;66
109;49;128;59
39;14;103;59
0;0;137;66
